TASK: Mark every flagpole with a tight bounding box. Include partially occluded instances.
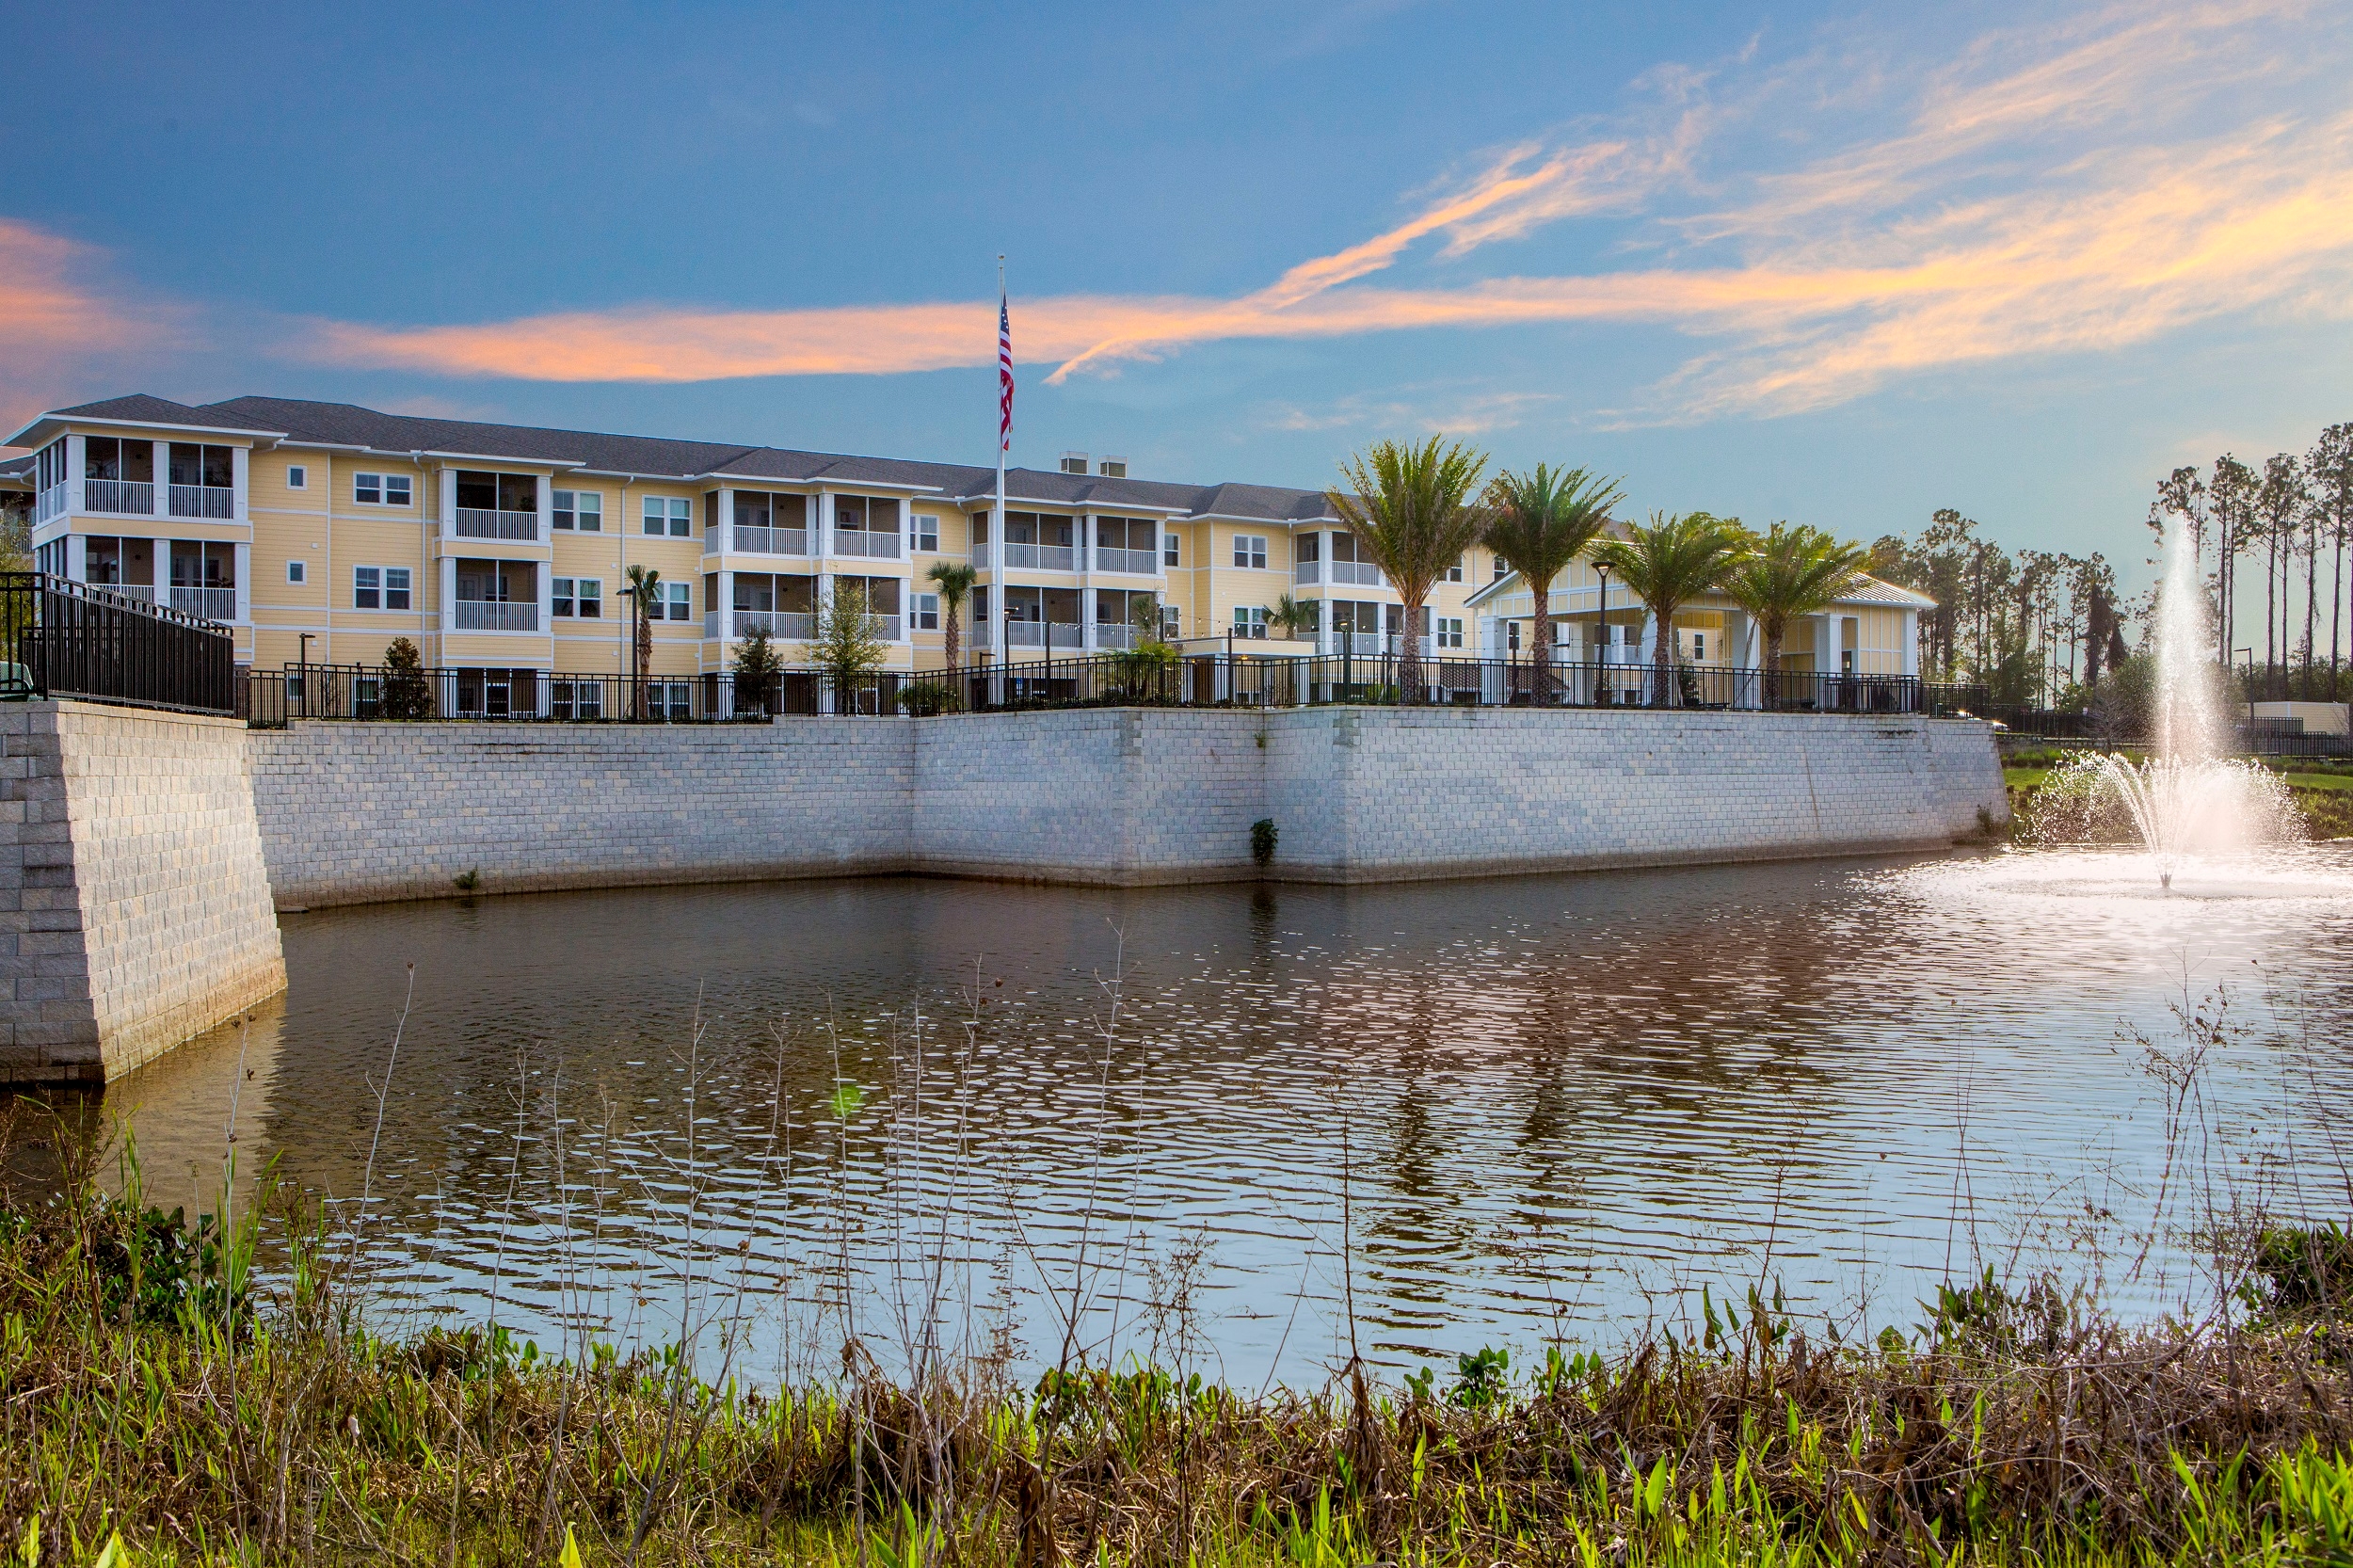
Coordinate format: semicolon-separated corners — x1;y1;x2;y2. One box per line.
995;254;1009;707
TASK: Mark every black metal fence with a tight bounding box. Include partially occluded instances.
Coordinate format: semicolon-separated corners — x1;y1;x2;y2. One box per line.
245;650;1988;725
0;572;237;714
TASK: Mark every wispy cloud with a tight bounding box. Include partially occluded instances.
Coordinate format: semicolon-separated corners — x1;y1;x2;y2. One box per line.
0;218;185;437
284;0;2353;422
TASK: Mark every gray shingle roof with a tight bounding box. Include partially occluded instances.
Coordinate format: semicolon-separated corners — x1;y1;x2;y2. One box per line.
27;393;1345;523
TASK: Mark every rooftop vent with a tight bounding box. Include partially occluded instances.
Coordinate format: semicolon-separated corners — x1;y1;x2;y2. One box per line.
1097;456;1128;478
1059;452;1089;475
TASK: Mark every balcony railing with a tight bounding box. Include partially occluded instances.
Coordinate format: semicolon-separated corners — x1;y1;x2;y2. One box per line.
723;609;818;639
717;524;810;556
91;583;156;605
1294;561;1321;584
168;484;234;520
1006;620;1083;648
454;507;540;541
865;613;904;641
84;478;153;516
168;585;238;623
1095;545;1159;575
36;483;68;524
455;600;538;632
1330;560;1383;586
995;542;1077;570
831;529;903;560
1094;623;1138;649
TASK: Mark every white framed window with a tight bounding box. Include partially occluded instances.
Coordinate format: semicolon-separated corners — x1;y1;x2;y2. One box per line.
1232;605;1268;639
1163;533;1180;567
384;567;411;611
286;464;308;489
912;514;939;552
353;472;412;506
1160;604;1182;638
915;592;940;631
1686;630;1706;661
1232;535;1268;569
552;577;602;617
553;489;602;532
664;581;691;620
1445;555;1465;584
353;565;379;608
645;497;692;536
286;560;307;584
1435;616;1465;649
1494;555;1511;581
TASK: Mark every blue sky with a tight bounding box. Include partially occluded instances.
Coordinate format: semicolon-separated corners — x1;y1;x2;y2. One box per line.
6;0;2349;589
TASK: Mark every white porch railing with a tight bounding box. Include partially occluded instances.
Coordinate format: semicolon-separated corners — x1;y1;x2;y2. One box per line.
1095;545;1158;574
726;609;817;639
1005;620;1082;648
84;479;153;516
719;524;811;556
454;507;540;541
1330;560;1383;586
1094;624;1139;649
997;542;1077;570
865;613;904;641
1293;561;1321;584
36;483;67;524
455;600;537;632
168;484;234;520
169;585;237;622
94;584;156;605
832;530;903;560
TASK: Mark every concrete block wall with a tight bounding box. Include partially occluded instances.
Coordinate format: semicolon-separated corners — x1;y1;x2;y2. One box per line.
0;702;285;1083
249;722;918;908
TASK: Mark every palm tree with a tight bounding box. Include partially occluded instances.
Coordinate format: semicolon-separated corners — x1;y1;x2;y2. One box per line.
1481;465;1624;705
1269;592;1312;642
1328;438;1490;702
1722;522;1874;710
624;564;662;720
925;560;978;678
1590;511;1748;707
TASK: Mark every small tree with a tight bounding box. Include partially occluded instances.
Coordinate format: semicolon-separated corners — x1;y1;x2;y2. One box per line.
380;636;434;720
1329;438;1490;703
731;624;782;716
1112;592;1177;699
625;564;662;719
1591;511;1748;707
1722;522;1873;710
926;560;978;679
814;582;886;712
1269;592;1312;642
1481;464;1624;704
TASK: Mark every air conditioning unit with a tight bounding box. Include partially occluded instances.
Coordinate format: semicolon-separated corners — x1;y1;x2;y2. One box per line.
1059;452;1089;475
1097;456;1128;478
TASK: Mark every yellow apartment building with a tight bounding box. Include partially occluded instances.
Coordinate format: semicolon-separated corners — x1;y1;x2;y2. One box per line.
4;395;1929;707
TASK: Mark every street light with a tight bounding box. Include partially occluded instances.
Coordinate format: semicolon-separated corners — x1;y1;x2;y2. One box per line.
1593;562;1611;708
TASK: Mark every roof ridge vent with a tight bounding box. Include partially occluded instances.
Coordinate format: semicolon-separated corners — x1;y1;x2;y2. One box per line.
1059;451;1089;475
1096;456;1127;478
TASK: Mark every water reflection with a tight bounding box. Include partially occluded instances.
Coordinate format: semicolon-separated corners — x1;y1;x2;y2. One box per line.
47;843;2353;1386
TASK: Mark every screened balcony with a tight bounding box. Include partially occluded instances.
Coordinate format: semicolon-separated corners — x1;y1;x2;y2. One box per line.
83;437;155;517
166;442;234;520
454;560;538;632
453;472;541;540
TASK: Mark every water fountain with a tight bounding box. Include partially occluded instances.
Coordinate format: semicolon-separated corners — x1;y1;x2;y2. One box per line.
2023;513;2304;891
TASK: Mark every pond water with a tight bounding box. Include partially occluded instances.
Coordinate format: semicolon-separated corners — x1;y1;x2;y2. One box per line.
59;843;2353;1388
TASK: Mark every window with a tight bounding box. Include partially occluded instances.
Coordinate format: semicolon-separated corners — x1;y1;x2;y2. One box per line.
1232;535;1268;569
553;489;602;531
664;582;691;620
1689;631;1706;661
1231;605;1268;639
1494;555;1511;581
353;472;411;506
552;680;604;721
1160;604;1183;638
552;577;590;616
287;560;307;584
575;578;601;617
1163;533;1181;567
1434;616;1465;649
1445;555;1465;584
912;514;939;552
914;592;941;631
384;568;411;611
287;465;307;489
353;566;380;609
645;497;692;536
649;680;693;720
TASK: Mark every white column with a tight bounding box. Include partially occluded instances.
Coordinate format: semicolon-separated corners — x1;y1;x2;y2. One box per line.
65;534;86;583
1082;587;1097;651
232;447;250;523
151;440;168;520
65;436;85;516
440;555;457;638
233;542;251;625
717;568;734;642
536;474;552;542
536;559;553;642
440;470;458;547
715;488;732;553
1902;608;1921;677
814;489;831;558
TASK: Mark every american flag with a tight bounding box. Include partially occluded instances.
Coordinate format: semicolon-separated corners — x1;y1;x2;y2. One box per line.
997;291;1014;454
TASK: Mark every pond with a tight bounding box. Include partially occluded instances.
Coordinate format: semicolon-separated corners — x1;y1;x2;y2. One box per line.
56;842;2353;1389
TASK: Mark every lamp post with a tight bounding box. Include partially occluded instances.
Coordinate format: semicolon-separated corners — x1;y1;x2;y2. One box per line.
1593;562;1611;708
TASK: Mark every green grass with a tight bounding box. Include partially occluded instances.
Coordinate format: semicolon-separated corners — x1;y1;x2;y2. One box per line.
2;1147;2349;1566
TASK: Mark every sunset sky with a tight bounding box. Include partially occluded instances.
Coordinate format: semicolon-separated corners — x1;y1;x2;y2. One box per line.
6;0;2349;585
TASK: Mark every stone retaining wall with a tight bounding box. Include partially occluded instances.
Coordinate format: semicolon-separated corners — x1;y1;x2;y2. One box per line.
249;709;2006;905
0;702;285;1083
